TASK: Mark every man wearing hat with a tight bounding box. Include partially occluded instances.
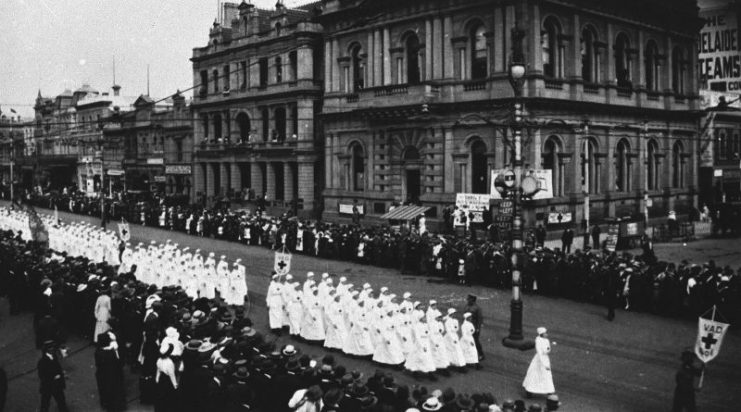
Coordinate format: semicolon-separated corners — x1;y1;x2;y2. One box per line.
464;294;484;361
38;340;69;412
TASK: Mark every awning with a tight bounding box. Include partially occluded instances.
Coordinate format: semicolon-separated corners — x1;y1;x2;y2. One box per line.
380;205;430;221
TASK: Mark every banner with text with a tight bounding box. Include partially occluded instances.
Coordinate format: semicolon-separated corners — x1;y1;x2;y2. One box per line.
699;5;741;95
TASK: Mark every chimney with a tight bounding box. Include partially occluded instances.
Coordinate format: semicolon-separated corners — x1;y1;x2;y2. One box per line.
112;84;121;96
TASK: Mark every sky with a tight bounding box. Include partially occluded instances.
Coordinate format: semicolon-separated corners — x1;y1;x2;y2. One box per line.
0;0;309;119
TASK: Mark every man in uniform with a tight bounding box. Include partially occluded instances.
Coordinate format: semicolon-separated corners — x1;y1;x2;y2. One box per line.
464;294;484;361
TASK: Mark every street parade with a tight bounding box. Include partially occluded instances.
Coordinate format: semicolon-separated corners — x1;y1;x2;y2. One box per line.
3;0;741;410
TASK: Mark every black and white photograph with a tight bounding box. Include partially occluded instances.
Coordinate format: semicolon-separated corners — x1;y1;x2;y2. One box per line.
1;0;740;410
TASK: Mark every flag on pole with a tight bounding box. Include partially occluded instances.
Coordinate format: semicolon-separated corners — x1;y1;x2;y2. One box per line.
695;308;729;363
274;250;292;276
118;220;130;242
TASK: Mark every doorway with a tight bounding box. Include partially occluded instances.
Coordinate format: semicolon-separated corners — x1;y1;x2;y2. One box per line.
406;169;420;203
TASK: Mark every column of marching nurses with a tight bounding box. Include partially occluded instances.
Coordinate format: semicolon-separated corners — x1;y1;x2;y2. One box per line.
266;272;481;374
0;208;249;307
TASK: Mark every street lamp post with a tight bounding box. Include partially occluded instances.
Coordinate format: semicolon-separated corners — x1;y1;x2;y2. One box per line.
582;121;590;237
502;26;534;351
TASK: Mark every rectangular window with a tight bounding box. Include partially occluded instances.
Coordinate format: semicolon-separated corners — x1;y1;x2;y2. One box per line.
200;70;208;96
213;70;219;93
289;51;298;81
223;65;230;90
259;58;268;87
176;139;183;162
276;57;283;83
292;104;298;139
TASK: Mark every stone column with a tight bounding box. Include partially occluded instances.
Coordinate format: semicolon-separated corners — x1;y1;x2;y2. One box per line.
250;162;263;196
432;17;442;79
324;40;332;90
205;162;215;198
194;162;205;202
443;16;454;79
374;30;383;86
494;9;504;73
220;163;229;196
231;162;241;192
331;38;340;93
367;31;375;87
425;20;433;80
298;161;315;211
325;135;333;189
284;162;295;201
266;162;276;201
383;27;391;85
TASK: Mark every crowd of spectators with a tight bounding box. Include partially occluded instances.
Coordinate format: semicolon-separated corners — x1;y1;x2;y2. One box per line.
14;188;741;326
0;225;563;412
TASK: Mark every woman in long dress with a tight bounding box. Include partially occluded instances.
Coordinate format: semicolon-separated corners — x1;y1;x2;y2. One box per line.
428;314;450;371
443;309;466;368
404;312;436;375
344;301;374;357
523;327;555;396
155;343;179;412
93;289;112;343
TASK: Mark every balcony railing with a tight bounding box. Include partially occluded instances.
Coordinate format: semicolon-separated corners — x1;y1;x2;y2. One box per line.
463;80;487;92
646;92;661;101
583;83;600;94
544;78;564;90
373;84;409;96
346;93;359;103
617;87;633;98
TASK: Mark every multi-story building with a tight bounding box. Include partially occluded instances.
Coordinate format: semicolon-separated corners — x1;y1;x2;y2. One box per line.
104;92;192;197
697;0;741;205
0;113;31;198
318;0;702;229
32;85;136;193
191;1;323;216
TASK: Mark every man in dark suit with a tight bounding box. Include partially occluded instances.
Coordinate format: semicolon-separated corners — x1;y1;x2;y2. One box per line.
38;341;69;412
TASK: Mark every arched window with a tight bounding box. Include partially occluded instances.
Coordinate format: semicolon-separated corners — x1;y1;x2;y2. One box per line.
542;18;562;78
405;34;421;85
470;140;488;194
615;139;631;191
672;141;685;188
542;136;564;196
672;47;686;95
645;41;660;92
647;139;659;190
275;22;282;36
581;26;598;83
350;142;365;191
351;45;365;92
471;24;488;80
582;137;600;194
236;112;251;142
615;33;632;88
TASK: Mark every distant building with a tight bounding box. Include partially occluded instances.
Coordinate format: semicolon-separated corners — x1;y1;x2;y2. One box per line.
191;1;324;215
0;111;32;198
32;84;137;193
103;92;193;198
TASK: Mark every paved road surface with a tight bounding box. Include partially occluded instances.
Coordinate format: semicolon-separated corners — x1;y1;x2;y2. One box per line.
2;202;740;411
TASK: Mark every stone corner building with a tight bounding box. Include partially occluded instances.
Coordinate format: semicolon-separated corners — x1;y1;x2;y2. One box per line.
318;0;701;229
191;1;324;217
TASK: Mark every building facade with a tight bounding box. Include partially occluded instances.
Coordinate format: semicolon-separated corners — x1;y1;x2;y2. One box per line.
318;0;701;228
32;85;137;194
0;113;31;198
191;1;324;216
104;93;193;198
